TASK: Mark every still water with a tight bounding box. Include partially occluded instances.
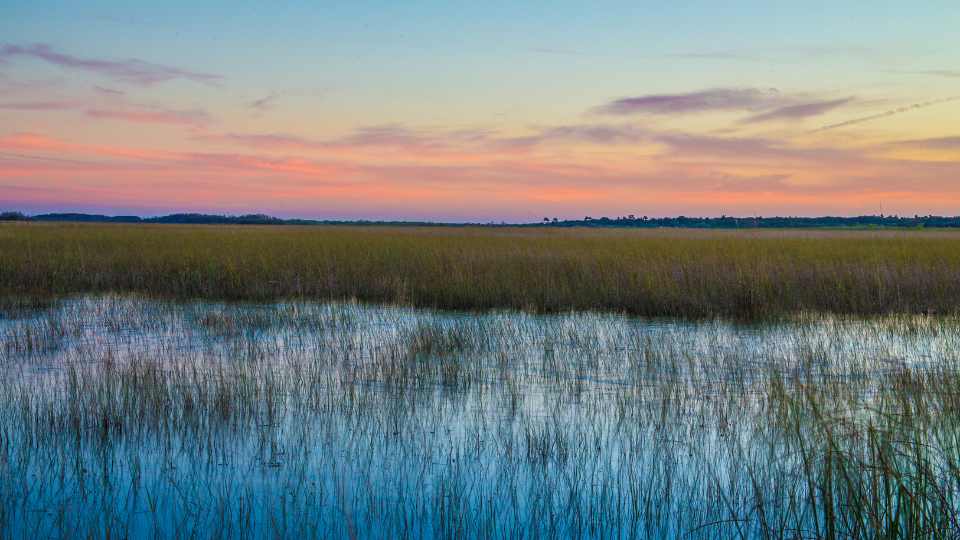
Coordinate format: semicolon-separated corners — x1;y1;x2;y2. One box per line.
1;296;958;538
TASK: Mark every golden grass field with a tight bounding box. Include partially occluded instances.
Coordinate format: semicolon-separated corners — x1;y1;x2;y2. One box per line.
4;222;960;318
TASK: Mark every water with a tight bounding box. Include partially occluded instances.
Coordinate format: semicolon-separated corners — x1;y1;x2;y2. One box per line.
2;296;959;538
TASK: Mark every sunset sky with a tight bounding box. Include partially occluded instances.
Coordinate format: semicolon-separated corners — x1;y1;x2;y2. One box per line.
2;1;959;221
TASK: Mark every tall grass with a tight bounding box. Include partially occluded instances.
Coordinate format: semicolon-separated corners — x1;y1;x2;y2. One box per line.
4;223;960;318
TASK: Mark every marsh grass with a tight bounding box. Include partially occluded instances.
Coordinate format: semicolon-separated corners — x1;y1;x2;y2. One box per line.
0;296;56;320
1;296;960;538
6;223;960;318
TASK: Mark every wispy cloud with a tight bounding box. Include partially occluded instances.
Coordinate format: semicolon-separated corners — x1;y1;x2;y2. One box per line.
0;82;213;127
0;43;223;86
86;106;212;126
205;123;649;155
594;88;786;115
93;85;125;96
888;136;960;150
0;100;78;110
245;89;329;113
338;124;434;146
7;130;960;219
209;132;319;149
205;122;865;174
493;124;649;149
889;69;960;79
204;128;417;151
668;45;908;65
650;132;863;166
248;94;277;111
665;51;767;62
530;47;587;56
741;98;855;124
0;73;65;96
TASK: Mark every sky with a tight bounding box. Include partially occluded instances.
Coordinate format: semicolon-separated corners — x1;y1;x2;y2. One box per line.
1;1;959;221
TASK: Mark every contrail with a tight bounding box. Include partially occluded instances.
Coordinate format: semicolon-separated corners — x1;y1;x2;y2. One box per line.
811;95;960;133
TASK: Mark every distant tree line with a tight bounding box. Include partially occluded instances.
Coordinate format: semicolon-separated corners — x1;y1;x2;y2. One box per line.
0;212;30;221
533;214;960;229
0;212;456;227
4;211;960;228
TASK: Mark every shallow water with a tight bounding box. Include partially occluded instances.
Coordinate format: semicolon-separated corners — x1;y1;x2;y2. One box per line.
1;296;959;538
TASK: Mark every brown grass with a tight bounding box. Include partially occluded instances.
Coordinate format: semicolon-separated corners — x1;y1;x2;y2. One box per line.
4;222;960;318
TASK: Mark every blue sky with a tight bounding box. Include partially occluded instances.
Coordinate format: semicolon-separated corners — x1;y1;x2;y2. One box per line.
2;1;959;219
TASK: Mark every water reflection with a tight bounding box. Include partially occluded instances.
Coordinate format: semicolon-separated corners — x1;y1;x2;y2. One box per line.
2;296;959;538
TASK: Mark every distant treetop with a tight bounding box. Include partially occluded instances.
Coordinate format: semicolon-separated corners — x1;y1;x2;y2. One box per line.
2;211;959;229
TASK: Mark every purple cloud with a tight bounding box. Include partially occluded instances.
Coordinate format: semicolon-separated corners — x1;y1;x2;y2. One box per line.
210;133;319;149
0;73;66;96
651;132;864;165
0;100;77;110
327;125;493;149
93;85;125;96
248;94;277;111
86;106;212;126
340;125;435;146
889;136;960;150
0;43;222;86
209;123;649;154
205;127;436;150
595;88;785;115
535;124;648;144
740;98;854;123
494;124;649;149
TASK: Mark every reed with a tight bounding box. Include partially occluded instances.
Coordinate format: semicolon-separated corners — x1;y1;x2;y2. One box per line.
2;296;960;538
4;223;960;319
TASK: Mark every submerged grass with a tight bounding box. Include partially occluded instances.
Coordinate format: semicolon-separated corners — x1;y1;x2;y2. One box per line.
2;296;960;538
5;223;960;318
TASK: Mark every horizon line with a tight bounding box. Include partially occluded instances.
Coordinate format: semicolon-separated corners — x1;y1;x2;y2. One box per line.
3;210;959;227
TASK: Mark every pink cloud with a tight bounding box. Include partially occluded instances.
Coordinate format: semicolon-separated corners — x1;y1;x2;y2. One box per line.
5;126;960;220
205;124;648;157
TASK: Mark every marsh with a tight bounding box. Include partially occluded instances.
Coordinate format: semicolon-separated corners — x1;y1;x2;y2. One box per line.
2;295;959;538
